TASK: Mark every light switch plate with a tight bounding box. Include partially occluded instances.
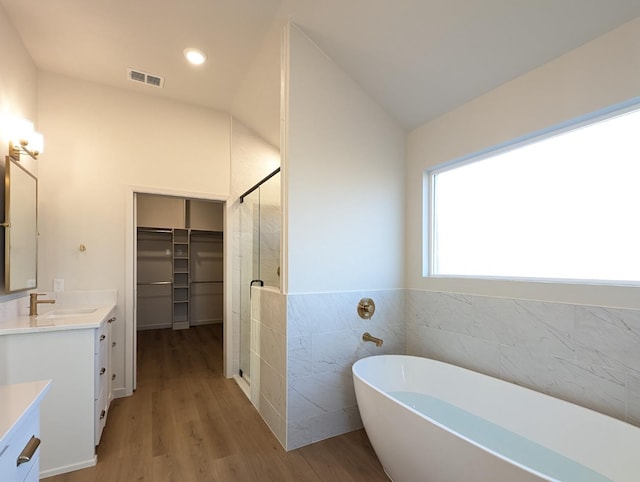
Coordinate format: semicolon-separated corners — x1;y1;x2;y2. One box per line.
53;278;64;292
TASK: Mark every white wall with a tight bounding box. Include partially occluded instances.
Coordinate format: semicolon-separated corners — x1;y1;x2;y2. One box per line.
231;22;282;149
407;17;640;309
37;71;232;393
0;3;37;135
282;22;406;449
0;3;38;296
284;23;406;294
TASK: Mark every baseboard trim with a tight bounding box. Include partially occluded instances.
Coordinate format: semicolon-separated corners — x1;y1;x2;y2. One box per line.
40;455;97;478
136;322;171;331
112;387;128;399
233;374;250;400
190;319;223;326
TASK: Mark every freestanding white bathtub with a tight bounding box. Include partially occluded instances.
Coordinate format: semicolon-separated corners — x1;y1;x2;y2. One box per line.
353;355;640;482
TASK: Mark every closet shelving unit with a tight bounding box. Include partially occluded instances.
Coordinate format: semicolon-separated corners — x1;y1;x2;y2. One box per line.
172;228;190;330
136;227;173;330
137;225;223;331
190;230;224;325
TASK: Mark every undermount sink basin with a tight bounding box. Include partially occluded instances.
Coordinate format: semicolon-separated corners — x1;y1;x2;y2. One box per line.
40;308;98;319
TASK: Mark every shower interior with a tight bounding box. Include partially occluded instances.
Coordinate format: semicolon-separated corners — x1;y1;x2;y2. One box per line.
239;168;281;384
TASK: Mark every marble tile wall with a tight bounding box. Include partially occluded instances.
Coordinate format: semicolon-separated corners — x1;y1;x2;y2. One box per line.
250;287;287;447
407;289;640;427
257;172;281;290
243;286;640;452
286;289;406;450
259;202;281;289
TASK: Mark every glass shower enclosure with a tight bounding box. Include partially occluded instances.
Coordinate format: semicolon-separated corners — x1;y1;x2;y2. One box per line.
239;168;281;383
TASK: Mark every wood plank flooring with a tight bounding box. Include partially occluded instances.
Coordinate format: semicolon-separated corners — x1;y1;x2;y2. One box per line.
43;325;388;481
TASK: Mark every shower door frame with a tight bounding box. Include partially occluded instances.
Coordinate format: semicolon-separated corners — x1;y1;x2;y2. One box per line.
237;167;282;386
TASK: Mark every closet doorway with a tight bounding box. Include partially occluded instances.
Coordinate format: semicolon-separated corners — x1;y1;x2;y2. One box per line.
136;194;224;331
135;194;225;374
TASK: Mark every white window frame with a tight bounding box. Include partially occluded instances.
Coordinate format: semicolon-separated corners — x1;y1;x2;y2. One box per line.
424;97;640;286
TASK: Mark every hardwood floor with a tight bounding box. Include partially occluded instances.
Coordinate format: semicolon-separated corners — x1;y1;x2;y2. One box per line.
44;325;388;481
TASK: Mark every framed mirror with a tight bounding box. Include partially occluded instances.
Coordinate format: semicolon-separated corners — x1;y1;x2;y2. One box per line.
3;156;37;292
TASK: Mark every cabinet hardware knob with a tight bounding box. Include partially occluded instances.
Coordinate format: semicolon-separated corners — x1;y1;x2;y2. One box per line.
16;436;40;466
108;317;116;323
100;334;106;341
112;342;116;347
100;410;106;420
112;374;116;380
100;367;106;375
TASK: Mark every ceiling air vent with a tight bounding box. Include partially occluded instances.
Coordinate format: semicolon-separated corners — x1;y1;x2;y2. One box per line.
127;68;165;88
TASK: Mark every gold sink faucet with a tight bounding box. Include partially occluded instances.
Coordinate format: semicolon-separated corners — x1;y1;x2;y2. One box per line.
29;293;56;316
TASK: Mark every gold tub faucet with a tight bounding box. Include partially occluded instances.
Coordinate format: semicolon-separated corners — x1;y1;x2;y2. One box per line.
29;293;56;316
362;332;383;347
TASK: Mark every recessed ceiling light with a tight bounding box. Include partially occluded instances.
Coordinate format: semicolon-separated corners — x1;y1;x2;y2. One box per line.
184;48;207;66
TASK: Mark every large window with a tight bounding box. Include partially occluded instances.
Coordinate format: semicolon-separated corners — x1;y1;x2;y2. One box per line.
428;103;640;284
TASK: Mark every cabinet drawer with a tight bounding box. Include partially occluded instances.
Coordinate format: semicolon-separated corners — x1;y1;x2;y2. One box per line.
23;453;40;482
0;410;40;482
95;321;108;354
94;389;108;445
94;346;108;398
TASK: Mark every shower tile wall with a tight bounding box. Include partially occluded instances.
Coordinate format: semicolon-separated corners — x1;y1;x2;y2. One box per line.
257;172;281;289
259;202;281;288
250;287;287;446
230;121;281;376
407;289;640;427
286;289;406;450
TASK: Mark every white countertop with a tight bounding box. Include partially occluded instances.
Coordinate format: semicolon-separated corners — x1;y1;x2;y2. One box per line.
0;380;51;443
0;304;115;336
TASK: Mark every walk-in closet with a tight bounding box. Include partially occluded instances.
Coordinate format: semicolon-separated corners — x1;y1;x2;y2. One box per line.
136;194;223;330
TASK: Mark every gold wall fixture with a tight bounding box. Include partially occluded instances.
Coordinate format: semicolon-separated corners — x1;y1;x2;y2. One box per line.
9;139;42;161
362;332;383;347
358;298;376;319
1;114;44;161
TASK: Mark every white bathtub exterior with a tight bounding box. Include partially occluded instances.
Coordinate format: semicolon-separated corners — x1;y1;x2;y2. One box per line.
353;355;640;482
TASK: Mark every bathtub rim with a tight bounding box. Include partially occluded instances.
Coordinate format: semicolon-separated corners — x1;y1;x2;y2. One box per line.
353;356;565;481
352;354;636;482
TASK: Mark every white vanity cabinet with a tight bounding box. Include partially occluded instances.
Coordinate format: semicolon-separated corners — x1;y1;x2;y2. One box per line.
94;313;116;445
0;381;50;482
0;304;116;477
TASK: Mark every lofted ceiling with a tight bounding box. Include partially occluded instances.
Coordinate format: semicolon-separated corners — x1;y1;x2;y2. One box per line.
2;0;640;146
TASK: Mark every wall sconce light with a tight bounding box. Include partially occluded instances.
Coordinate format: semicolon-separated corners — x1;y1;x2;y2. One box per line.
1;114;44;161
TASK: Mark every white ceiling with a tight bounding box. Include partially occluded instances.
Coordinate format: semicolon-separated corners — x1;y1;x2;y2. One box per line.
2;0;640;141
